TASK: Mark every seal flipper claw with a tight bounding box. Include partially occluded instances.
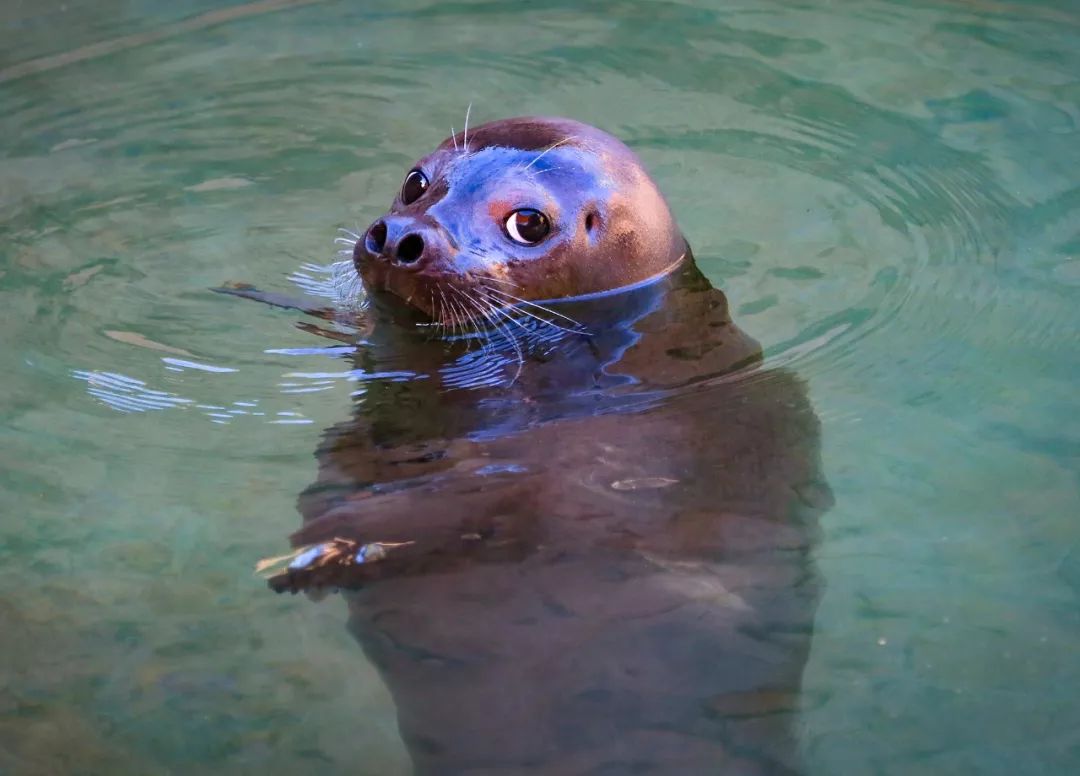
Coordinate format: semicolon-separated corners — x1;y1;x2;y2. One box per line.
259;538;415;594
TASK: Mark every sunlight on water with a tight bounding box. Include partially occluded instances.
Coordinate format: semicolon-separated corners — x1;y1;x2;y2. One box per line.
1;0;1078;773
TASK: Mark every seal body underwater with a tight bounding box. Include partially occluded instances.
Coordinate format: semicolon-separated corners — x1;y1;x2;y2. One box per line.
270;117;832;774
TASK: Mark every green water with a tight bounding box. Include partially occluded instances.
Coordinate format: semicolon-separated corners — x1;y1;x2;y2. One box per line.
2;0;1078;772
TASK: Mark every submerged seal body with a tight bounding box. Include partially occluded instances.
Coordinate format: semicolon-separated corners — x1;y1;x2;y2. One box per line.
275;118;832;773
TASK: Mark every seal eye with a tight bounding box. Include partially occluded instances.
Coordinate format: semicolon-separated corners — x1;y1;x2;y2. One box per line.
505;209;550;245
400;170;428;205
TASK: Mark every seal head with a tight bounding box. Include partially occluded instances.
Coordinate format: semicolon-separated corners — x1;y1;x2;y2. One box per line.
353;116;688;323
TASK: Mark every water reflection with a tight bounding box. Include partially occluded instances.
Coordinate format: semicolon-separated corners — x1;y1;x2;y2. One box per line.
271;255;832;773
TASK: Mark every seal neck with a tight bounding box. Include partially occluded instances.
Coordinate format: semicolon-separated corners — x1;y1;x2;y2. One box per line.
358;253;760;398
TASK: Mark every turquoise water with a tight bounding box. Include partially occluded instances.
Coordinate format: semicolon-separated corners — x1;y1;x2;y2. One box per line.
2;0;1078;772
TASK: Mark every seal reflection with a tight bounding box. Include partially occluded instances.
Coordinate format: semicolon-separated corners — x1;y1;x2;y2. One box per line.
276;257;832;774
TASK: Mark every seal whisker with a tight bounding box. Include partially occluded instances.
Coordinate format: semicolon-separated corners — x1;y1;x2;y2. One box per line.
440;285;457;339
480;287;584;336
475;273;520;289
442;293;460;339
455;293;473;336
446;290;473;340
334;237;357;246
466;290;525;384
456;289;491;331
457;291;492;356
440;287;455;335
338;228;361;240
483;287;585;329
447;286;490;353
462;103;472;154
464;295;481;331
457;286;503;335
459;294;478;336
428;288;439;339
437;285;453;337
453;289;498;357
474;291;532;338
450;125;458;152
521;137;576;172
486;306;527;384
415;287;440;341
336;274;364;307
459;286;511;336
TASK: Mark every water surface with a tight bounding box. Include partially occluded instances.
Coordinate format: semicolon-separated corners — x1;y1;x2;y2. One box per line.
2;0;1078;773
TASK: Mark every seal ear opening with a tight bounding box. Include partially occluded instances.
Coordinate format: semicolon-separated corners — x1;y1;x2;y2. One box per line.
584;210;601;239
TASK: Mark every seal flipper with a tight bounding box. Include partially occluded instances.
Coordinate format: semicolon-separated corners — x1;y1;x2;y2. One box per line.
212;283;339;320
274;466;545;592
213;283;374;342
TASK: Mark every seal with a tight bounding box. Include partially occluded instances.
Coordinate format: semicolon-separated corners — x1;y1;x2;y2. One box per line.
257;117;832;774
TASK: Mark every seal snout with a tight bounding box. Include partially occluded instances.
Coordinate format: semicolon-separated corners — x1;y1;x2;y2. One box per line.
361;216;447;270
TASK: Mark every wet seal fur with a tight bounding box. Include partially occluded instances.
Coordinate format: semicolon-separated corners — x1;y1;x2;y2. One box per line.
262;117;833;774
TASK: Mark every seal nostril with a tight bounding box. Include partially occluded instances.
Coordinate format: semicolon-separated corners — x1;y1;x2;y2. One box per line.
366;221;388;254
396;234;425;264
